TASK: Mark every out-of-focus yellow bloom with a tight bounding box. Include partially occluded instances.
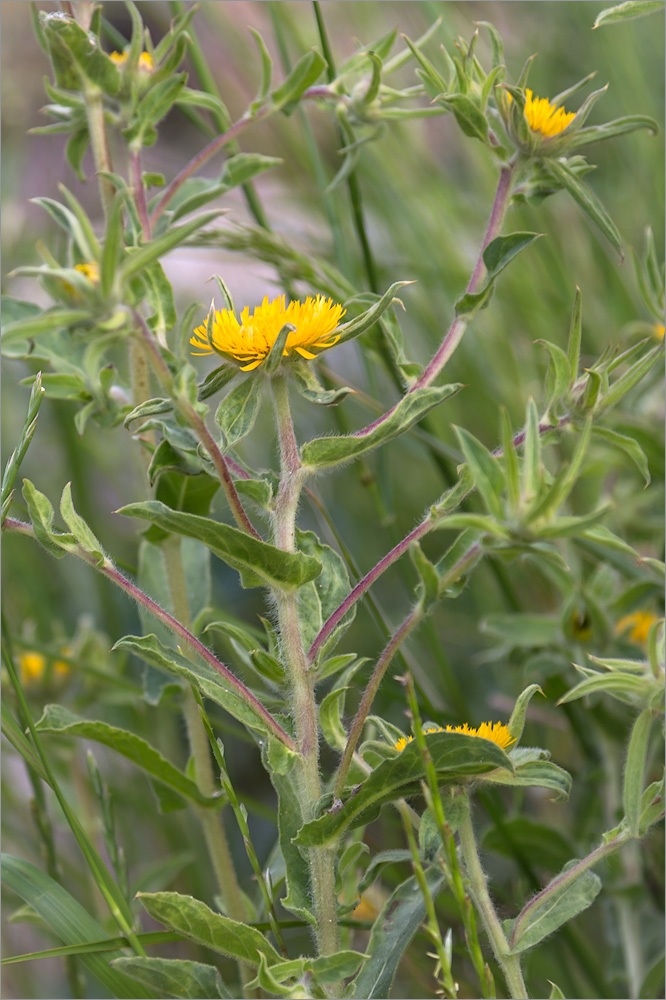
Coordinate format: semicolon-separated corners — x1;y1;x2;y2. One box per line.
191;295;345;371
394;721;515;753
653;323;665;340
19;649;70;685
75;261;100;285
350;896;379;922
19;651;47;685
616;610;660;646
110;50;154;71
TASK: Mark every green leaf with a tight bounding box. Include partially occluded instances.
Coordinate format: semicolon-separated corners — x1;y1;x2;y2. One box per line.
484;758;572;799
592;426;651;485
65;129;89;181
2;372;45;519
544;159;623;259
623;708;653;835
335;281;414;346
119;211;222;283
567;115;659;151
410;541;440;611
296;528;354;659
143;261;177;338
598;341;664;414
301;384;461;471
118;500;321;590
22;479;71;558
126;74;187;148
455;426;505;518
137;891;281;967
114;633;292;748
59;482;105;563
507;859;602;953
440;93;488;142
508;684;544;743
215;377;263;450
296;732;512;847
263;752;315;925
351;869;445;998
319;687;348;751
2;307;91;347
270;49;327;114
113;957;231;1000
593;1;664;28
537;340;572;407
549;981;567;999
483;232;542;279
521;398;542;502
41;13;121;93
558;670;653;706
198;364;239;401
35;704;219;809
222;152;282;190
1;855;153;999
292;363;355;406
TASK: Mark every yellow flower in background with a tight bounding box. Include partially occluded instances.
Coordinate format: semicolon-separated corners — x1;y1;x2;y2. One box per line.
110;50;154;71
394;721;515;753
508;89;575;138
19;649;70;685
75;261;100;285
19;651;47;685
654;323;665;340
616;610;660;646
191;295;345;371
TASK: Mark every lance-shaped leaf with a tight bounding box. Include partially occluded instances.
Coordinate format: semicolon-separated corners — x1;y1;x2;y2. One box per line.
351;869;445;999
270;49;327;114
215;376;263;449
2;855;153;999
296;528;355;658
137;891;282;967
35;704;220;809
119;211;222;282
113;958;231;1000
292;363;355;406
118;500;321;589
296;732;512;847
335;281;414;346
506;858;602;954
301;384;461;471
544;158;622;258
623;708;654;835
593;0;665;28
483;756;572;800
2;307;91;347
60;482;105;563
114;633;295;750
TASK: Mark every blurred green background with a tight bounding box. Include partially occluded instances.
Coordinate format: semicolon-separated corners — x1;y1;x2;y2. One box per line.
2;2;664;998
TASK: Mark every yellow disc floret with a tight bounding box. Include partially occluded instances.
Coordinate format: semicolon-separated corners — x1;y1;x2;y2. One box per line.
190;294;345;371
394;721;515;752
616;610;660;647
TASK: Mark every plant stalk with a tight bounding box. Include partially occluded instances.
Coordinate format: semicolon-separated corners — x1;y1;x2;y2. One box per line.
458;796;529;1000
82;82;114;219
270;376;340;963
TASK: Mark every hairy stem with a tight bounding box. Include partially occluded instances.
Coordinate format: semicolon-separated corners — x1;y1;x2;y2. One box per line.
414;161;516;390
129;148;151;242
459;797;529;1000
81;82;114;218
270;376;339;962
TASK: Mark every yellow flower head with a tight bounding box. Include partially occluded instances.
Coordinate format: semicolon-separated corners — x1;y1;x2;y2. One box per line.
75;261;100;285
654;323;665;341
110;50;154;71
522;89;575;138
616;610;660;647
19;651;46;685
19;649;70;685
191;294;345;371
394;721;515;753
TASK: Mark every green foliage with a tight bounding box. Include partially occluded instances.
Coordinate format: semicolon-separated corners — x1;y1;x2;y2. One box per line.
2;4;663;999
